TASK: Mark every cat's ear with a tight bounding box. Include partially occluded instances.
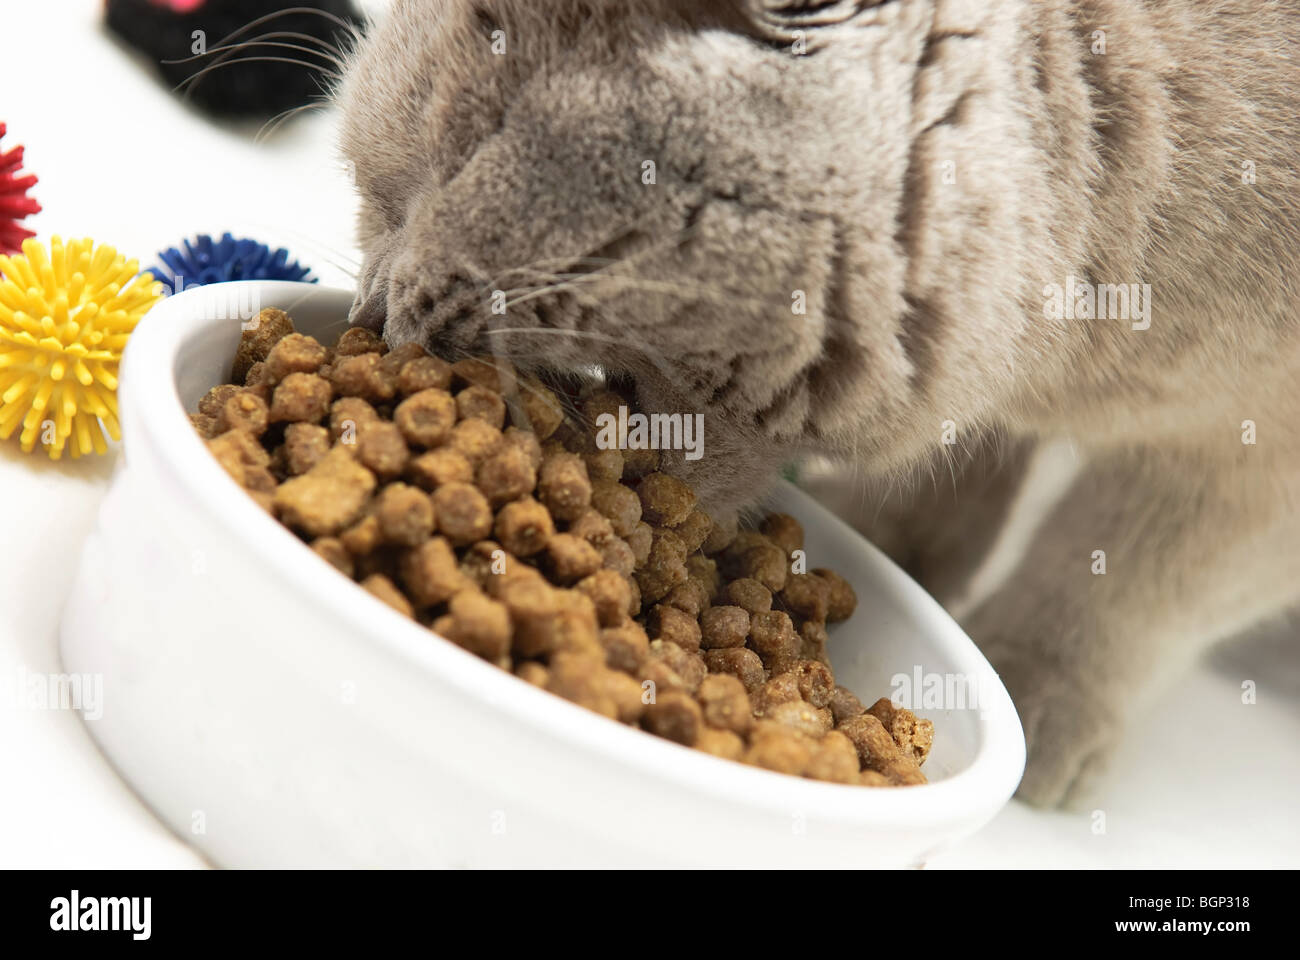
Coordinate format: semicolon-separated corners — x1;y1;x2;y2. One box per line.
738;1;890;48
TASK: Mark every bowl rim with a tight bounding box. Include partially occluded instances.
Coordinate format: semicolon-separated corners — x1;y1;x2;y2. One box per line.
119;279;1026;830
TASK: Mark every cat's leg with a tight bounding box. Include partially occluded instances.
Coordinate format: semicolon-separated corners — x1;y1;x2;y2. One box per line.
961;444;1300;807
799;434;1041;610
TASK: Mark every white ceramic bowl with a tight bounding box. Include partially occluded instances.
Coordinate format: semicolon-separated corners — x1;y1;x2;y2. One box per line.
60;281;1024;868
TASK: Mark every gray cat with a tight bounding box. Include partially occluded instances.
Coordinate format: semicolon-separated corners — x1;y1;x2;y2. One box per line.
334;0;1300;806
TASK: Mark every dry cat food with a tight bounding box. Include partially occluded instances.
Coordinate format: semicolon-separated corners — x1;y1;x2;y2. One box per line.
190;308;935;787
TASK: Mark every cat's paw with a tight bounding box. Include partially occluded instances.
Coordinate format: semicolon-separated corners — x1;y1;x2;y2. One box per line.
976;640;1122;809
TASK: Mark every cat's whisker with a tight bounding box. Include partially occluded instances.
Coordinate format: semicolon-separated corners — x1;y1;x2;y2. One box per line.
256;100;328;142
198;6;361;57
163;33;348;71
482;325;681;396
176;56;340;96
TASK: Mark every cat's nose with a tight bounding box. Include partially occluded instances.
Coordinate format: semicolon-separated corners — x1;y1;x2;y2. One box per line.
388;264;486;352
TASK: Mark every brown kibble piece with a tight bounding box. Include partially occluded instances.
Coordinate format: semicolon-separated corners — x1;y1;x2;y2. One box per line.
330;396;379;441
765;700;831;738
515;378;565;439
331;353;396;403
814;568;858;622
545;651;618;719
736;542;789;593
748;610;800;664
867;697;935;766
538;453;592;523
638;658;687;698
244;361;270;388
783;658;835;708
189;413;219;439
760;513;803;556
439;590;511;661
700;605;749;649
576;570;632;628
752;672;803;719
398;355;453;395
334;325;388;357
799;619;831;666
394;388;456;449
355;420;410;479
838;713;912;776
340;513;382;557
647;603;702;653
284;422;331;475
456;384;507;428
589;480;641;536
544;533;603;584
217;390;269;436
515;661;550;688
447;417;503;467
374;482;435;546
603;669;647;723
672;508;713;553
272;446;376;537
378;341;426;374
501;426;543;470
646;639;706;694
431;482;493;546
476;444;536;506
583;448;624;484
703;647;766;693
636;472;696;527
830;685;865;726
452;356;513;392
780;573;832;622
634;528;688;604
745;723;812;776
598;536;636;578
621;446;660;480
232;308;293;382
686;554;721;599
264;333;328;383
807;731;862;784
497;575;560;657
626;522;653;566
311;537;354;577
549;585;603;658
400;537;468;606
199;383;240;418
459;540;511;589
600;621;650;673
695;674;751;735
662;578;709;618
725;578;772;614
362;574;414;618
568;508;615;546
642;691;702;746
206;428;270;485
407;447;473;490
494;497;555;557
696;727;745;762
268;372;331;424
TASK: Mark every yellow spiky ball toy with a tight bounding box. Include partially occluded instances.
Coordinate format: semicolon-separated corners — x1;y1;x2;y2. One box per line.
0;236;163;458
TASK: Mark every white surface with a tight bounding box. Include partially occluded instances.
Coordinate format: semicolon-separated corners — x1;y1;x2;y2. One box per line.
1;0;1296;869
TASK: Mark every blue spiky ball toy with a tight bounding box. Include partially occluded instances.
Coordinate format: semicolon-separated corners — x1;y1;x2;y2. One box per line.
151;232;316;295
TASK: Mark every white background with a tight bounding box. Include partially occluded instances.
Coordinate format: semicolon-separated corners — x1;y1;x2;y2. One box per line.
1;0;1296;869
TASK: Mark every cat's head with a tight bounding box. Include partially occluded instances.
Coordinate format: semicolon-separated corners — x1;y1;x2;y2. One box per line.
336;0;1062;508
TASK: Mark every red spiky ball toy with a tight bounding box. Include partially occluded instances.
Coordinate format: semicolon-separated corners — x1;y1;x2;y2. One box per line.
0;123;40;255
